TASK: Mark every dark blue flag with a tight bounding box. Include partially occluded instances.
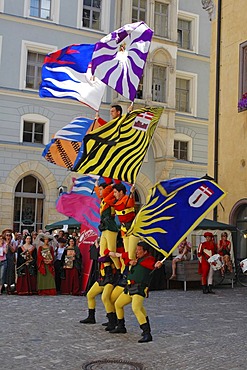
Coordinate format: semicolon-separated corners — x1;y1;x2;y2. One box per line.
128;177;227;257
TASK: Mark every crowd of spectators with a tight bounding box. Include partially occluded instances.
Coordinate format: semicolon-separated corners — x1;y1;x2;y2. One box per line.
0;228;82;296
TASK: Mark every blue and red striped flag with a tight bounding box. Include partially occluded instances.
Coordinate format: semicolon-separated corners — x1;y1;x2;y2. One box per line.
39;44;105;111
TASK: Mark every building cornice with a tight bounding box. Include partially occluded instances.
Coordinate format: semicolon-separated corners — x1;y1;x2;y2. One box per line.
0;13;105;40
0;87;110;110
175;114;209;125
177;50;210;63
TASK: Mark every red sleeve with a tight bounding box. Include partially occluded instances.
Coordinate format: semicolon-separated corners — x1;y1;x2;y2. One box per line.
37;247;46;275
122;195;135;208
121;251;131;266
102;185;114;198
104;248;111;256
140;255;155;270
98;117;107;126
104;191;116;206
94;186;101;199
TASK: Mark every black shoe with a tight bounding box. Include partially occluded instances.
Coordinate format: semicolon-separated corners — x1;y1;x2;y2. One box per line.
109;318;127;334
138;323;152;343
79;309;96;324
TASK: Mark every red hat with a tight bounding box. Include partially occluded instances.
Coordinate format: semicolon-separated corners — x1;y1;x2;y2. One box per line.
204;232;214;238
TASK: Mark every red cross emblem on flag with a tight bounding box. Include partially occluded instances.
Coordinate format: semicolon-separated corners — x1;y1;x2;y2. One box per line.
133;111;154;132
188;184;214;208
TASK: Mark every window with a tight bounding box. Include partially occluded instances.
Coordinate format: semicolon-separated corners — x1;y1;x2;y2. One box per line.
154;1;168;38
177;11;199;53
177;19;191;50
136;75;144;99
23;122;44;144
26;50;46;90
174;140;188;160
19;41;55;91
82;0;101;30
132;0;146;23
239;41;247;103
21;114;49;145
176;78;190;113
30;0;51;19
152;65;167;102
14;175;45;232
176;71;197;115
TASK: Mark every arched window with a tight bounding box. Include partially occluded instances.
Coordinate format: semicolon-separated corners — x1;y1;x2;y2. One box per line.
14;175;45;232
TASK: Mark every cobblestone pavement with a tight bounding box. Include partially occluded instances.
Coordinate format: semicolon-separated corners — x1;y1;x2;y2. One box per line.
1;285;247;370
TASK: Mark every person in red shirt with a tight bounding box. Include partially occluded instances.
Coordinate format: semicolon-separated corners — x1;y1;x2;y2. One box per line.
217;232;233;275
198;232;217;294
104;182;139;261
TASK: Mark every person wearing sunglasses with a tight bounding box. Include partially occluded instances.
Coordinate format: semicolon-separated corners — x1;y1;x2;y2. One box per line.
2;229;17;294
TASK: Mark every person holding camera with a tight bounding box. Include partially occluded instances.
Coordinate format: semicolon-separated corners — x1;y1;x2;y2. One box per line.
169;237;191;280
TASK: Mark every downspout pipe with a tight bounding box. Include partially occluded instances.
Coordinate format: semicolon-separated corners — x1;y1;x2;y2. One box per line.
213;0;222;221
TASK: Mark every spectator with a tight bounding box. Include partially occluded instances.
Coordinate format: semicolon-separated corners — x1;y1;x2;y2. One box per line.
54;237;67;293
2;229;17;295
37;233;56;296
60;237;82;295
0;234;7;294
218;232;233;275
16;234;37;295
31;231;38;246
169;238;192;280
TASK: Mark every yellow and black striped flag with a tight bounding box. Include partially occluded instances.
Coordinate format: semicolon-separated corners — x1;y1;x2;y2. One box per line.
74;107;163;183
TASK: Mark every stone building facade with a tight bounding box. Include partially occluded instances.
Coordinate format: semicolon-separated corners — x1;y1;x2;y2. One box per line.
0;0;211;232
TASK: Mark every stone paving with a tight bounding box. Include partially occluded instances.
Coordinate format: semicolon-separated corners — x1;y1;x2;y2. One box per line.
1;285;247;370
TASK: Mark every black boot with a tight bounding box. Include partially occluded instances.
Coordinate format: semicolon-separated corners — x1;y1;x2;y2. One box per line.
79;309;96;324
105;312;117;331
141;316;150;336
208;285;215;294
109;318;127;333
202;285;208;294
138;322;152;343
102;314;109;326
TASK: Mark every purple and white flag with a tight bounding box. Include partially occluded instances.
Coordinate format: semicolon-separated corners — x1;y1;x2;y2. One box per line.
92;22;153;101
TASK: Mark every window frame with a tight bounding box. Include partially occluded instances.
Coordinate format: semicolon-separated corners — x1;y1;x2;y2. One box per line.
14;175;45;233
239;40;247;104
174;133;192;162
176;71;198;116
77;0;110;33
19;40;56;91
24;0;60;23
177;10;199;54
20;114;50;145
132;0;147;23
151;64;167;103
154;1;169;39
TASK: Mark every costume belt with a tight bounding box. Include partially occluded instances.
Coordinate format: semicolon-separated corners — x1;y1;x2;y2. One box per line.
115;207;135;216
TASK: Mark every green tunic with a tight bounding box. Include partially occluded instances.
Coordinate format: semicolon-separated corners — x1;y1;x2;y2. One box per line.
37;264;56;290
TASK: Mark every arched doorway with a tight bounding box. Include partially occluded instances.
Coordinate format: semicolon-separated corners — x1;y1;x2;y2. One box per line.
13;175;45;232
230;199;247;260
